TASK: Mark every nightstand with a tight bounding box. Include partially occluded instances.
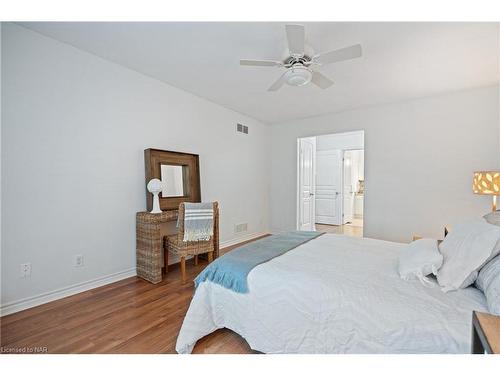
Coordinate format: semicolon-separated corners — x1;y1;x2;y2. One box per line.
471;311;500;354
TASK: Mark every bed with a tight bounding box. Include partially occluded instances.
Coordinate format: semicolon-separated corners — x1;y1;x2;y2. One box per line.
175;233;489;354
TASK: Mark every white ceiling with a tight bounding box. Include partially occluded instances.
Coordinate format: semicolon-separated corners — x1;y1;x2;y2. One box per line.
19;22;500;124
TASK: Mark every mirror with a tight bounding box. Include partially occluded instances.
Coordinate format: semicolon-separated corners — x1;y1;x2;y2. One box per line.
144;148;200;211
160;165;185;197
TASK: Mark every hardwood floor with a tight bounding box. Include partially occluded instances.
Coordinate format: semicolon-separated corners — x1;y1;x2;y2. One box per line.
316;220;363;237
0;237;268;354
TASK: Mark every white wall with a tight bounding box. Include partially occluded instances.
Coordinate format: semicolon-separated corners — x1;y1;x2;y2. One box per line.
271;86;500;242
316;131;364;151
1;24;270;312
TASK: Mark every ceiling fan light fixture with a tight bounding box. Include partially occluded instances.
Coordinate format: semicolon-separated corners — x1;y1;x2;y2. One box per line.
285;65;312;87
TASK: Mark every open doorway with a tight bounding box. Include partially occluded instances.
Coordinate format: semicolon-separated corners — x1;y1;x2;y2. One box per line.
297;131;364;237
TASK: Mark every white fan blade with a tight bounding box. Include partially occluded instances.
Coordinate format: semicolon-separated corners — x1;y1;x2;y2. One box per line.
314;44;362;65
240;59;282;67
285;24;305;56
268;72;288;91
311;71;334;89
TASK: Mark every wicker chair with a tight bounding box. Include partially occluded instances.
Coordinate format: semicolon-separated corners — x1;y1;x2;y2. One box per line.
164;202;218;283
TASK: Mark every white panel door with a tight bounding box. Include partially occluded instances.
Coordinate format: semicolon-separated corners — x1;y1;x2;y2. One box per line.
298;138;316;231
315;150;343;225
343;151;354;224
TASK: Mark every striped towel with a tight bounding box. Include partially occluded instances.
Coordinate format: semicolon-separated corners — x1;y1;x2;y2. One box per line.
181;202;214;242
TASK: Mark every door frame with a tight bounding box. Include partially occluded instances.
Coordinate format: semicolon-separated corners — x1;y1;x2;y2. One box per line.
296;131;365;231
342;149;364;224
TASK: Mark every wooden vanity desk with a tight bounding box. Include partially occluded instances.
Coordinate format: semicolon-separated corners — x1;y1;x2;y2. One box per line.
137;148;218;284
136;210;179;284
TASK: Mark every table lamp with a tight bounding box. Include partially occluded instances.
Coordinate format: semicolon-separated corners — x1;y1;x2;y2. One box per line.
473;171;500;211
147;178;163;214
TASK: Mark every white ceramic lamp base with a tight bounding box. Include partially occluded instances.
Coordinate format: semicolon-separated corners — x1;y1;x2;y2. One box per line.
151;192;162;214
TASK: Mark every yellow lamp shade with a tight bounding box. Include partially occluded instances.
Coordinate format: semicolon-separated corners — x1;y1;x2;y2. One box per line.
473;171;500;211
473;171;500;195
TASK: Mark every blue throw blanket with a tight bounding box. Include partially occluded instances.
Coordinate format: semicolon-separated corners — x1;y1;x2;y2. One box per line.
194;231;324;293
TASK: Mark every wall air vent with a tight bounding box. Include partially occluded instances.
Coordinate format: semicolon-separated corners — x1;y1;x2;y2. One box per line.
234;223;248;233
237;123;249;134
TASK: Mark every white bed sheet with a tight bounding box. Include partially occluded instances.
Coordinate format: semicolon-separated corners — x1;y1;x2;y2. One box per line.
176;234;488;354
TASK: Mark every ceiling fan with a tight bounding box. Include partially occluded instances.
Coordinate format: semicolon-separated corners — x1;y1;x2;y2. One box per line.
240;24;362;91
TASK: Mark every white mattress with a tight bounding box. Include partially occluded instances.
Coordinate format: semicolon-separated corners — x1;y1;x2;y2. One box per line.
176;234;489;354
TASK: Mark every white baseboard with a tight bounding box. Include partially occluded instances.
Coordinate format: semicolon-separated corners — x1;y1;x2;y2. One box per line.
0;268;137;317
219;231;268;249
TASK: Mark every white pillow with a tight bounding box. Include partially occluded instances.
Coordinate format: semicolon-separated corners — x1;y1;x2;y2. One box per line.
436;220;500;292
475;255;500;315
399;238;443;286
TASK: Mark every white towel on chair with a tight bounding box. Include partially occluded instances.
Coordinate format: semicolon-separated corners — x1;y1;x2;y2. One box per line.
182;202;214;242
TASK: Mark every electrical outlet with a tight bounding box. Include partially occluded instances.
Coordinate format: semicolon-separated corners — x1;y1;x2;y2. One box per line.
20;263;31;278
75;255;84;267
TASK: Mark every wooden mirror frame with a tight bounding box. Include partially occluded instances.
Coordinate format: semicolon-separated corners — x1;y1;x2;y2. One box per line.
144;148;201;211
